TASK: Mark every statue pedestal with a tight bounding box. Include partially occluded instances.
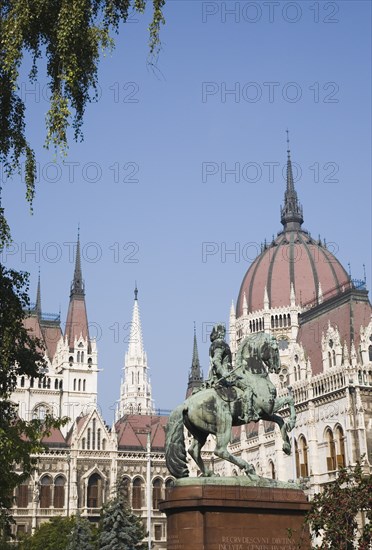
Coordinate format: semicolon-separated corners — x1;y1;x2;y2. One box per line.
159;481;311;550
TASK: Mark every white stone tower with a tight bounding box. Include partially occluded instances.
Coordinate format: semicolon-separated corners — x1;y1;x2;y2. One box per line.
116;286;154;419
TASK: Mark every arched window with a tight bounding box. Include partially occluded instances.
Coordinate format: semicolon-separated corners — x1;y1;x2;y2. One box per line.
20;376;25;387
81;351;84;363
97;428;101;450
131;372;134;385
73;379;76;391
92;419;96;450
87;428;91;450
368;345;372;362
87;473;103;508
298;436;309;477
269;461;275;480
132;478;143;509
294;438;300;478
102;438;106;450
69;356;74;366
279;315;283;328
88;358;92;367
82;438;86;450
165;479;174;490
33;404;48;421
30;378;34;388
16;483;29;508
120;477;131;505
328;351;332;369
326;428;336;471
83;379;86;391
275;315;278;328
332;350;336;366
39;476;52;508
59;380;63;390
53;476;65;508
47;378;51;389
77;351;80;363
287;314;291;327
335;426;345;468
152;479;162;510
54;379;58;390
271;316;274;329
78;379;81;391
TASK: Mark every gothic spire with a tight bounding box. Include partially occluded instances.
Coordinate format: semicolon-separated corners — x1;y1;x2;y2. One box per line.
70;229;84;297
128;286;145;359
280;130;304;231
35;269;42;317
186;323;203;397
65;229;89;347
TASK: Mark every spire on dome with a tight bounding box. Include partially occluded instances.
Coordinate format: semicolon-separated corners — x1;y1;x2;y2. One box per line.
70;228;84;297
35;269;42;318
134;282;138;301
186;323;203;397
280;130;304;231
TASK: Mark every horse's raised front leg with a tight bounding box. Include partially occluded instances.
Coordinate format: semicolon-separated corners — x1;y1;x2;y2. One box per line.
273;395;296;433
213;412;256;476
188;435;213;477
263;395;296;456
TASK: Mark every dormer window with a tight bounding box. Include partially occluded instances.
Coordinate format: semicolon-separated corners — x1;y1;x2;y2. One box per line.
329;339;333;348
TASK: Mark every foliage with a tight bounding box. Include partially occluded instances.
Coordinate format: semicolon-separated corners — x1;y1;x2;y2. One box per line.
0;265;68;517
98;496;147;550
306;460;372;549
18;516;76;550
0;0;166;246
66;513;95;550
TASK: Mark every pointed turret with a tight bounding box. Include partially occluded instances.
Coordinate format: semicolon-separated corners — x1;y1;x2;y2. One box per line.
117;286;154;418
64;231;89;349
127;284;145;360
186;324;203;397
280;131;304;231
70;231;84;297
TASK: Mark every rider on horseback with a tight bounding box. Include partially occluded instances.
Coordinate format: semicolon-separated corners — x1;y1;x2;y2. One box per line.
208;323;256;424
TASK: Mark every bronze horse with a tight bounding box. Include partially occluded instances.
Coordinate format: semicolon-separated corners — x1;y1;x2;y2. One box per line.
165;333;296;478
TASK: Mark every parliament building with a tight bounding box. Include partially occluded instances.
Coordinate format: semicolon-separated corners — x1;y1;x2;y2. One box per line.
10;144;372;547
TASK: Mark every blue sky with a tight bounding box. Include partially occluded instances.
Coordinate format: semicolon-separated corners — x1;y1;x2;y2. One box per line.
1;1;371;421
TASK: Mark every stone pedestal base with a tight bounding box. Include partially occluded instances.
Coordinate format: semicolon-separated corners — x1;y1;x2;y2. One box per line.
159;482;311;550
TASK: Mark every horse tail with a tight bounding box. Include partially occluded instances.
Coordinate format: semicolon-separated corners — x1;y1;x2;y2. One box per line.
165;404;189;478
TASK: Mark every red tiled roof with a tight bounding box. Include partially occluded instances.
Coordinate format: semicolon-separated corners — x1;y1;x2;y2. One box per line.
298;291;371;375
42;427;67;447
64;296;89;347
116;414;167;450
237;231;349;315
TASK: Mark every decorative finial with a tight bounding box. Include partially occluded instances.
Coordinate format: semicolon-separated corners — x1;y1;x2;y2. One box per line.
286;128;291;160
193;321;196;335
363;264;366;283
348;262;352;278
134;282;138;301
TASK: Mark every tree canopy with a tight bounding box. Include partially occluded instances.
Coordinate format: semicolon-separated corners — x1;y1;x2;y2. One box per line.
306;460;372;549
0;265;67;528
0;0;165;244
98;496;147;550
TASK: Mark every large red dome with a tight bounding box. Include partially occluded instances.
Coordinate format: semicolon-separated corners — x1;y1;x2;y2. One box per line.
236;146;350;316
236;229;349;316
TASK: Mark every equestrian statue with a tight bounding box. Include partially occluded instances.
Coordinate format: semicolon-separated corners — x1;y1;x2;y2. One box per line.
165;324;296;479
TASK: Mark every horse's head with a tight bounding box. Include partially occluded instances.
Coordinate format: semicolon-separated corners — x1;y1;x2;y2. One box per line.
261;335;280;374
